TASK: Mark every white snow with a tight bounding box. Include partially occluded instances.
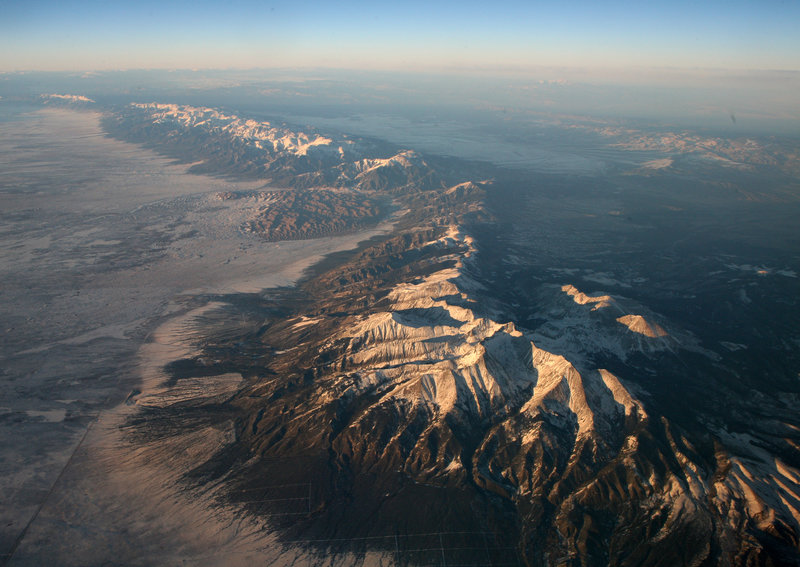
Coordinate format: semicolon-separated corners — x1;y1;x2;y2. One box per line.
291;316;322;329
130;103;339;158
616;314;668;338
561;284;614;310
41;93;95;104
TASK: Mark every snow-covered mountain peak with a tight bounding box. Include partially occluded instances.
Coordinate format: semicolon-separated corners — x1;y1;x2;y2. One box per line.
616;313;668;337
532;283;687;361
352;149;429;178
129;102;337;158
330;226;651;450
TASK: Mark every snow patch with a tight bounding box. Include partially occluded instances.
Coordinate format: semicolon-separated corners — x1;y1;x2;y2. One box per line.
41;93;95;104
616;314;668;338
561;284;613;310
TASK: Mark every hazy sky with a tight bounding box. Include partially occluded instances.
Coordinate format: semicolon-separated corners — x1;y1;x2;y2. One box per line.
1;0;799;73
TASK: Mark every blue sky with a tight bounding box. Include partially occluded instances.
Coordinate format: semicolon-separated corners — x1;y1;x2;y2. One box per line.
1;0;799;72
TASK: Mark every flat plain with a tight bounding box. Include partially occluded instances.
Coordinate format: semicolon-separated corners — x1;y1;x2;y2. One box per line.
0;107;397;563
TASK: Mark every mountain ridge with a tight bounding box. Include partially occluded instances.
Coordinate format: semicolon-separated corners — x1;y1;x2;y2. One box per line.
90;98;800;566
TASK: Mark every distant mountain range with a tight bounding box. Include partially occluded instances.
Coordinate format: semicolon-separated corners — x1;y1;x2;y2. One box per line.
103;102;443;192
47;95;800;566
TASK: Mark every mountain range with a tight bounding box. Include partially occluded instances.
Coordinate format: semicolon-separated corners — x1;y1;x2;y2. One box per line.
74;97;800;566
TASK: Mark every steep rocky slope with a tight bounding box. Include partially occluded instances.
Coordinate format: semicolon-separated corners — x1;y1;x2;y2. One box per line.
219;218;800;566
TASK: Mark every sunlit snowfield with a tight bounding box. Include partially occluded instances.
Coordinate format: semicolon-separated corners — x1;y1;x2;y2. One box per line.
0;106;398;564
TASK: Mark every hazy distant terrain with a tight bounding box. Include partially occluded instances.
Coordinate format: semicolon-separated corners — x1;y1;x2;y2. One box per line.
1;71;799;566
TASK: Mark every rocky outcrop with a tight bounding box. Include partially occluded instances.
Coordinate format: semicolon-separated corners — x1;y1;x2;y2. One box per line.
225;189;384;241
